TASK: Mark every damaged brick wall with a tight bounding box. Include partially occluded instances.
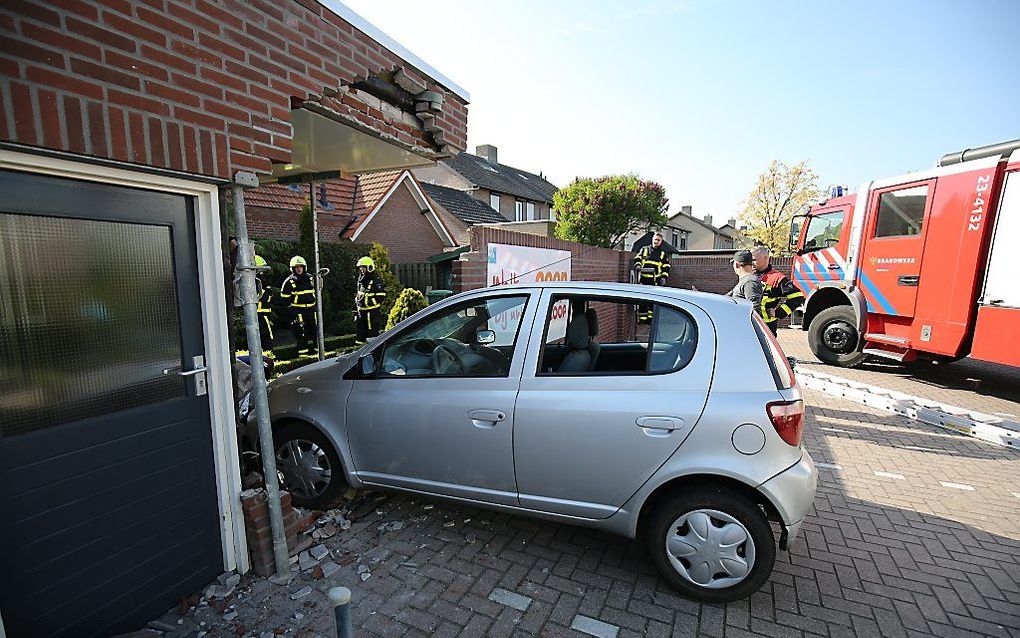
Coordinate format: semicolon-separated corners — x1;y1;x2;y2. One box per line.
241;488;301;576
0;0;468;178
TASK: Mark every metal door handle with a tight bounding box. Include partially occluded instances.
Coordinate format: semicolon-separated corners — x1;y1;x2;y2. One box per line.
162;356;208;397
163;364;208;376
636;416;683;431
897;275;920;286
467;409;506;424
827;264;840;270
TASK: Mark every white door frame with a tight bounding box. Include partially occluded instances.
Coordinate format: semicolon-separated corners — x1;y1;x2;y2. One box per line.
0;150;250;598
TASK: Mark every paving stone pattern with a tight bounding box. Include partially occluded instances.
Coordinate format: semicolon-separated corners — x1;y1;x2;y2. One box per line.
779;329;1020;420
148;388;1020;638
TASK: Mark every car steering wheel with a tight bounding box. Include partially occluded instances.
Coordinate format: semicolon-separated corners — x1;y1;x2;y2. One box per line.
432;343;466;375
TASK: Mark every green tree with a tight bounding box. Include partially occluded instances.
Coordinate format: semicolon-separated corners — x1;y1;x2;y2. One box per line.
553;175;669;248
368;242;402;320
738;160;822;256
386;288;428;330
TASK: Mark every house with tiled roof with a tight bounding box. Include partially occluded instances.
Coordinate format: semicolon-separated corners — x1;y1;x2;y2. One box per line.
414;144;559;223
419;182;510;245
244;170;456;263
623;205;737;252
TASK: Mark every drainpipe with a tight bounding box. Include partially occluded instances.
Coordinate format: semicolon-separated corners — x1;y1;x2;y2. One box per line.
232;172;291;579
310;180;326;361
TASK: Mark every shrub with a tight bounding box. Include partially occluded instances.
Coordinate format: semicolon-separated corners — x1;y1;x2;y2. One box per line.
386;288;428;330
553;174;669;248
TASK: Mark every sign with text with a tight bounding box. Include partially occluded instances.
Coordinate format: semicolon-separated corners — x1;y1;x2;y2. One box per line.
487;243;571;341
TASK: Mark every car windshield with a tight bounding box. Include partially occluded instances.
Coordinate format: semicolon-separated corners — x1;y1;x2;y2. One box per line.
801;210;844;253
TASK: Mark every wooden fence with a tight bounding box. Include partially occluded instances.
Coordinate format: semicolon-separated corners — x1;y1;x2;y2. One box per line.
394;262;438;291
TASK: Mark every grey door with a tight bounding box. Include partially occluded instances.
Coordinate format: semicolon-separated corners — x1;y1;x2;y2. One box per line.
346;293;534;506
0;171;222;637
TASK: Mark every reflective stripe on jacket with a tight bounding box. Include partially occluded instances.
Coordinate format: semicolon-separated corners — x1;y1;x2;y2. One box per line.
280;273;316;308
633;245;671;283
757;266;804;324
356;272;386;312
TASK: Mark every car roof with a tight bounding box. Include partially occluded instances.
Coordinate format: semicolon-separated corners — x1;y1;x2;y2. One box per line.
461;281;744;313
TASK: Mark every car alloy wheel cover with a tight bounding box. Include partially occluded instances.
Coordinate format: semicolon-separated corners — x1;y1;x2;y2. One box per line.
275;438;332;500
665;508;756;589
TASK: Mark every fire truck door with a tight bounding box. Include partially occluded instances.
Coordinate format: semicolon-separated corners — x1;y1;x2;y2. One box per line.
858;181;934;317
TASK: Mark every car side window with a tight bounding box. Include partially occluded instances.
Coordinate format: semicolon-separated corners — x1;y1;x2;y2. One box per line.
380;295;528;378
537;295;697;376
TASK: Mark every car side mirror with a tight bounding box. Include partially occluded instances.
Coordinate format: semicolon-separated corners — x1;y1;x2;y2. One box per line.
360;354;376;376
476;329;496;345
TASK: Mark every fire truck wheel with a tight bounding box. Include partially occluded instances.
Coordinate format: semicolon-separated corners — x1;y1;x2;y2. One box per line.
809;306;865;368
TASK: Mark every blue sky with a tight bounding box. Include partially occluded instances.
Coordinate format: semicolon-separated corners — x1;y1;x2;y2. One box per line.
343;0;1020;222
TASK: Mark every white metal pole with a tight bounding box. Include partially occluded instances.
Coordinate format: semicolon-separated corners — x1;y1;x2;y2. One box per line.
232;174;291;579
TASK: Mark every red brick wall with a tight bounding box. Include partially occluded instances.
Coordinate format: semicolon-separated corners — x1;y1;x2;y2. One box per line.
353;181;447;263
0;0;468;178
667;255;793;295
452;226;630;293
245;205;351;242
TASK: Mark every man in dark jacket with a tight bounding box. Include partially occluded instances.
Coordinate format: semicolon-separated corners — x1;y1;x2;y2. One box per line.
752;245;804;335
633;232;671;323
355;256;386;342
726;249;764;310
280;255;317;355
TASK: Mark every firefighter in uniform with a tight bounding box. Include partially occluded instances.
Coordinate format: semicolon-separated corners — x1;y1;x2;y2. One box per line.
354;256;386;342
280;255;317;355
254;255;275;355
752;245;804;336
632;232;671;323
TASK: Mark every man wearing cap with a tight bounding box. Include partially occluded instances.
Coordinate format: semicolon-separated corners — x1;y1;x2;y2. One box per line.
726;249;764;310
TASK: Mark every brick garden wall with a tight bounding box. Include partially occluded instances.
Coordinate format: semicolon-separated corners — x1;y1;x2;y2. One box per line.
668;254;794;295
0;0;468;179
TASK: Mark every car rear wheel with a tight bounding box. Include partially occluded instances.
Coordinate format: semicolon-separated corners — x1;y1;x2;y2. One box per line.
274;422;346;509
646;489;775;603
808;305;865;367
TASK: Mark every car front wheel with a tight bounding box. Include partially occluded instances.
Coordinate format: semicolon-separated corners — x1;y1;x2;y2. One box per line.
273;422;345;509
646;489;776;603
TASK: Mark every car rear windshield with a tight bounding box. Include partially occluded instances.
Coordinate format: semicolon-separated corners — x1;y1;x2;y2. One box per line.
752;313;795;389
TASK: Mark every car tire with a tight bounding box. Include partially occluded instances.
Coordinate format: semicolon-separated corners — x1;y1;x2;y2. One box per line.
273;422;346;509
646;489;776;603
808;305;866;368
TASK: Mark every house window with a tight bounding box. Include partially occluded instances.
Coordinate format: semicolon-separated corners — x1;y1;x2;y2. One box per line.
550;208;557;221
490;193;500;212
515;200;525;222
679;234;688;250
526;202;535;221
671;232;679;247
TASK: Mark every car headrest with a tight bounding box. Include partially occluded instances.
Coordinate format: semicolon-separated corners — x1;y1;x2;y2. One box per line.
566;315;590;349
584;308;599;338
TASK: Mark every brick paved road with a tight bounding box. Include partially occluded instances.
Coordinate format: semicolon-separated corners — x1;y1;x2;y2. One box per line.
149;389;1020;638
779;328;1020;420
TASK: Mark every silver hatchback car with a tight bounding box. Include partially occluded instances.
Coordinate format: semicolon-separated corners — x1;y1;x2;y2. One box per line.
267;282;817;602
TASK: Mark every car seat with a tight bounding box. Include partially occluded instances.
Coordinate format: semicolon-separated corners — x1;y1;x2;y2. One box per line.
556;315;592;373
584;308;601;371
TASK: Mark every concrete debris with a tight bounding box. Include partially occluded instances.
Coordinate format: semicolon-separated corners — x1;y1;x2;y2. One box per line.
466;534;477;544
269;573;294;586
316;515;332;527
423;504;434;510
298;551;319;571
310;544;329;561
290;534;313;556
442;521;455;528
360;572;371;582
313;523;338;539
336;516;351;531
222;611;238;622
293;611;305;621
378;521;403;532
217;573;241;589
356;564;370;574
290;586;313;600
320;560;341;578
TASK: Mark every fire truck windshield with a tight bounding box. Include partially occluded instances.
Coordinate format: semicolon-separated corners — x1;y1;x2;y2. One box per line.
801;210;844;253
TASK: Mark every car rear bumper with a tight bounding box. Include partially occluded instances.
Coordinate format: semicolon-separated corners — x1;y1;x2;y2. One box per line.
757;448;817;550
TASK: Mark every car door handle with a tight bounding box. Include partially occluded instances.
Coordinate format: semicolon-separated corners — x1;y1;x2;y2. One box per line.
468;409;506;427
636;416;684;431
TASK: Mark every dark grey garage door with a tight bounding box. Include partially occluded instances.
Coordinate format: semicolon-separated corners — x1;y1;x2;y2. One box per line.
0;171;223;637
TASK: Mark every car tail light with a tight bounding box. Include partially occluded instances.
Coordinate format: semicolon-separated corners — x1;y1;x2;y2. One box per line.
767;400;804;447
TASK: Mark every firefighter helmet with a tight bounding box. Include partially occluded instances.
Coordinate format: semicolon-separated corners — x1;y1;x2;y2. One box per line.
254;255;267;268
289;256;307;269
357;256;375;271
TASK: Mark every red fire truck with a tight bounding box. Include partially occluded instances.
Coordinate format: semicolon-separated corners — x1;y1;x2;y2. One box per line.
791;139;1020;369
